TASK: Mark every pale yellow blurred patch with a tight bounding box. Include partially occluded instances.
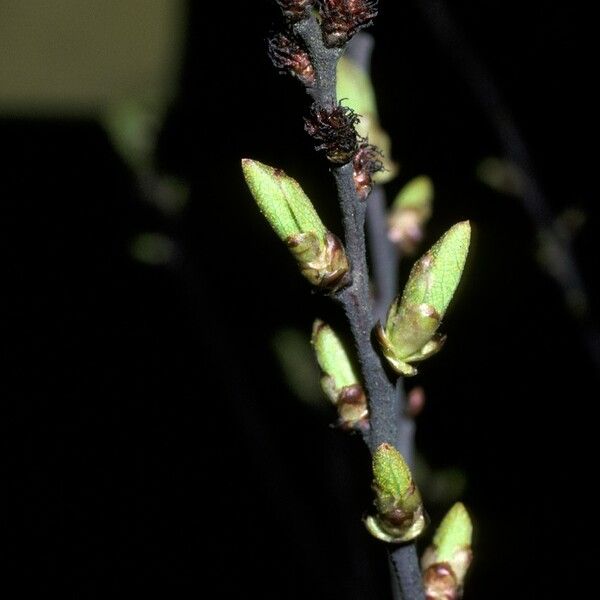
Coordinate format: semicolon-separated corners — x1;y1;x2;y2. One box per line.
0;0;185;116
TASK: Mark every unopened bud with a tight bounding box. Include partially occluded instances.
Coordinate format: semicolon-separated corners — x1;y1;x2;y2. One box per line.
289;230;350;289
242;159;349;290
337;55;398;182
365;443;426;543
388;176;434;253
312;320;368;430
353;144;383;199
319;0;379;48
421;502;473;599
376;222;471;376
336;55;376;118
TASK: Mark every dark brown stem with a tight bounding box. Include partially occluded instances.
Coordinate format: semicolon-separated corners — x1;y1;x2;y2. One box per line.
348;32;420;599
333;165;403;453
294;16;342;104
389;545;427;600
295;14;425;600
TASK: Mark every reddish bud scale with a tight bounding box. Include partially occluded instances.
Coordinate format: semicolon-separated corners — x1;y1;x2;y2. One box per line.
353;143;383;199
406;386;426;418
423;563;460;600
268;33;316;87
276;0;314;22
304;103;360;164
318;0;378;47
336;383;369;432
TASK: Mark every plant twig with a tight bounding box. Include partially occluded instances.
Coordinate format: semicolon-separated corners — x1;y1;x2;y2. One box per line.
414;0;600;371
333;165;401;453
295;16;342;104
389;544;427;600
366;185;400;322
344;36;400;319
295;14;424;600
347;33;418;600
345;33;415;467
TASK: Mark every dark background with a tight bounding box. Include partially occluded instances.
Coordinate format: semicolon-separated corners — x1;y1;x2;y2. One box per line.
5;1;598;598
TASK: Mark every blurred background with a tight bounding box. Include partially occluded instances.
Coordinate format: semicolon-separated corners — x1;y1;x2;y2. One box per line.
5;1;598;597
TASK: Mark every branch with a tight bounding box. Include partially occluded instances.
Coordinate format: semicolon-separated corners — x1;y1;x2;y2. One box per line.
333;164;400;453
366;185;400;322
295;14;424;600
295;16;342;104
414;0;600;371
344;35;401;319
347;32;418;600
390;545;427;600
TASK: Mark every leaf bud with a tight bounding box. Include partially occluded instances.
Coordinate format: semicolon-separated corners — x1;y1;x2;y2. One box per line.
336;55;398;182
365;443;426;543
242;159;349;290
388;176;434;254
311;319;368;430
376;222;470;376
421;502;473;599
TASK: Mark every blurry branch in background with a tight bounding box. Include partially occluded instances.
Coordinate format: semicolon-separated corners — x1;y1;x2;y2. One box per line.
343;37;431;321
413;0;600;372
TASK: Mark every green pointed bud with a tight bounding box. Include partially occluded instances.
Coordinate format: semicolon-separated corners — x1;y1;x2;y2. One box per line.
365;443;426;543
422;503;473;599
311;320;368;430
336;56;398;183
377;221;471;376
242;158;326;239
388;176;434;254
434;503;472;564
242;159;349;290
312;320;358;392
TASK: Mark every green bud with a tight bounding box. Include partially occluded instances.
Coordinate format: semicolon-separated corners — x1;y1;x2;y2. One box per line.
421;502;473;599
312;320;358;391
434;502;472;564
365;443;426;543
388;176;434;254
311;320;368;430
377;221;471;376
336;56;398;183
242;158;326;239
242;159;349;290
337;56;378;120
394;176;434;211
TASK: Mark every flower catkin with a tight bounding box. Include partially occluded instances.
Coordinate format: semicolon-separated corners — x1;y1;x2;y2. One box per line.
304;103;360;164
268;33;315;87
319;0;379;47
276;0;314;22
